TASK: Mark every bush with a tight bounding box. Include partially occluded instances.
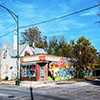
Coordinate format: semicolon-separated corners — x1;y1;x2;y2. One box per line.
4;76;9;80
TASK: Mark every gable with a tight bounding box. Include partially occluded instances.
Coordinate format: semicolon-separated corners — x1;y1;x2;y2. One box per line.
20;45;33;56
0;43;10;59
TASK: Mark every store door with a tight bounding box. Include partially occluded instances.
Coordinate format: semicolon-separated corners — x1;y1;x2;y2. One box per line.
38;63;46;81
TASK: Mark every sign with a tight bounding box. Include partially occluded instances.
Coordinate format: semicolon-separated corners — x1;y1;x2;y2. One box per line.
46;56;60;61
22;55;62;62
23;56;39;62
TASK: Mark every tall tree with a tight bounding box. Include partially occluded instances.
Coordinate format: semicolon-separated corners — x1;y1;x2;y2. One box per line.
74;36;97;77
47;35;74;57
21;27;48;50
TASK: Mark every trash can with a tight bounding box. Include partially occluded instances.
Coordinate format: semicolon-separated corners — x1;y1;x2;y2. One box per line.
15;79;20;86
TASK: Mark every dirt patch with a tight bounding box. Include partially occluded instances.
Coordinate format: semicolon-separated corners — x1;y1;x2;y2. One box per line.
56;81;76;85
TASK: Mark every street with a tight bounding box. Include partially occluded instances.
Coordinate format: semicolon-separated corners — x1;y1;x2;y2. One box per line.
0;80;100;100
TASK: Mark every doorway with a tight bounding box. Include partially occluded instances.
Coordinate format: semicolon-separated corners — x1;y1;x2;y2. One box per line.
38;63;46;81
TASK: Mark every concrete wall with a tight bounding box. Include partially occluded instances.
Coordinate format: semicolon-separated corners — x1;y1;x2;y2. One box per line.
0;48;17;80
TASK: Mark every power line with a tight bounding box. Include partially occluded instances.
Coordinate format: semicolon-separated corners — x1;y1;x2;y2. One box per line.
19;4;100;29
0;29;16;38
0;0;8;5
0;4;100;38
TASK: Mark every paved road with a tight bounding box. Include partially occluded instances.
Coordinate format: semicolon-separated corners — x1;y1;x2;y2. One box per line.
0;80;100;100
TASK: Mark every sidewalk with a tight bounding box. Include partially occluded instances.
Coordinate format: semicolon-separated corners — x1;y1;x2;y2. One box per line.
0;81;15;85
20;81;56;88
0;80;75;88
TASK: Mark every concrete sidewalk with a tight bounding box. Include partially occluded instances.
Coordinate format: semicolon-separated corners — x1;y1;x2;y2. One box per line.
0;81;15;85
20;81;56;88
0;80;75;88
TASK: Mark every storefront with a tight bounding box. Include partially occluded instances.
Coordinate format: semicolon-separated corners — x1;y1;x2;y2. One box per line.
20;54;75;81
20;54;62;81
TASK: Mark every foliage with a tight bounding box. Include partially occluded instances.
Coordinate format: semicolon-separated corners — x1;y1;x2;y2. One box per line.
3;76;9;80
47;35;74;57
21;27;48;51
95;52;100;69
73;36;97;77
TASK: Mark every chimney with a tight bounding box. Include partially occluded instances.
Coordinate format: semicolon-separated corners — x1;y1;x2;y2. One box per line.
33;42;35;47
13;35;17;50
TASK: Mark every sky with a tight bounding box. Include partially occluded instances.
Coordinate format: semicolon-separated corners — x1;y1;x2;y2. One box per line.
0;0;100;51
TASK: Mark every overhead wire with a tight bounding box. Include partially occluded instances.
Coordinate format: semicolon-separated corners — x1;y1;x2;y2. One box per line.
0;29;16;38
0;0;8;6
19;4;100;29
0;4;100;38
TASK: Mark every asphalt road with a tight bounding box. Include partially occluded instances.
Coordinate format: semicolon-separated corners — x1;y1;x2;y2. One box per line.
0;80;100;100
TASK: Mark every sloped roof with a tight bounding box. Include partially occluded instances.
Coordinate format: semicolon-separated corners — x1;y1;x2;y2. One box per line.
5;43;46;57
30;47;46;55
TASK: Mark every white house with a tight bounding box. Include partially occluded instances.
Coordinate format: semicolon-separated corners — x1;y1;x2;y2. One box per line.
0;37;46;80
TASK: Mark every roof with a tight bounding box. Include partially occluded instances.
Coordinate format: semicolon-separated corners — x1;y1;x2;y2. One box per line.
4;43;46;57
30;47;47;55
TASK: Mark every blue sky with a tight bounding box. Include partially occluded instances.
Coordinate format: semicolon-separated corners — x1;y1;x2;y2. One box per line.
0;0;100;51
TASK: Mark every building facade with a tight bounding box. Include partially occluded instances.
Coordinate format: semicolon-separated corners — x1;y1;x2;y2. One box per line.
20;54;75;81
0;42;46;80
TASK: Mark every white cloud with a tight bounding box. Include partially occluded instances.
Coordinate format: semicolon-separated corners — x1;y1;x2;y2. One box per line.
38;22;69;34
81;10;97;16
58;4;69;12
14;2;38;19
60;20;86;28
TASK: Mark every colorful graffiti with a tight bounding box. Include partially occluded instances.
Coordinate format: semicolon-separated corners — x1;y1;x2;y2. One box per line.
48;57;76;81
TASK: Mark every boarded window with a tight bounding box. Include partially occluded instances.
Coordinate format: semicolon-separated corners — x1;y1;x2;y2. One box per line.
4;65;8;73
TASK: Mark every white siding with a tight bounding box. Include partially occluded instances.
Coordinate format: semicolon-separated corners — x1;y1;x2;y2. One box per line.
0;46;17;80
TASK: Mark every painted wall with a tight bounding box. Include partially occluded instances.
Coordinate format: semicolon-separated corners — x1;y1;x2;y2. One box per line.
45;63;48;81
48;57;93;81
36;64;40;81
48;57;76;81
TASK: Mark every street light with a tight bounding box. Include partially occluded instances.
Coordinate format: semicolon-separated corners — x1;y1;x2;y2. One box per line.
0;5;20;86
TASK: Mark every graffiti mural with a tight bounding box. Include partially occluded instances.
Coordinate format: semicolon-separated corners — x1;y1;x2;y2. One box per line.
48;57;76;81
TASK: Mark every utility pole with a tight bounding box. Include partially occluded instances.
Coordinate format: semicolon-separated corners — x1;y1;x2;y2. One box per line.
0;5;20;86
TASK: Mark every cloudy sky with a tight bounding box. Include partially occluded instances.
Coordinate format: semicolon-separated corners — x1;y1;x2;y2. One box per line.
0;0;100;51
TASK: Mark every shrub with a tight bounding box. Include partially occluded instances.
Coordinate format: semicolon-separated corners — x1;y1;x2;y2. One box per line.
4;76;9;80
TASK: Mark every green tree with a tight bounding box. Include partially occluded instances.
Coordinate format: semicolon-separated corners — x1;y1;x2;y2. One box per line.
74;36;97;77
47;35;74;57
47;36;59;55
21;27;48;50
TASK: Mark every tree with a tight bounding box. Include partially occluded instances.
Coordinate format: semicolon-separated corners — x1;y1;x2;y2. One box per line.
21;27;48;51
47;35;74;57
74;36;97;77
47;36;59;55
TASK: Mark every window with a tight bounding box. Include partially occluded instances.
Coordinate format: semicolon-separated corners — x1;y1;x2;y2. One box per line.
3;50;7;59
4;65;8;73
21;65;36;77
24;50;30;56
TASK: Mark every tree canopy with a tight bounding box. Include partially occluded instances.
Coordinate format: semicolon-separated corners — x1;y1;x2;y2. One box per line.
21;27;48;51
74;36;97;69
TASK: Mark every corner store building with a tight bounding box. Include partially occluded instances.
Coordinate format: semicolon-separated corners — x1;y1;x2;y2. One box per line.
20;54;66;81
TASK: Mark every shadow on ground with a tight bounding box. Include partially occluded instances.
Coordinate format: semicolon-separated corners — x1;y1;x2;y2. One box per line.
86;78;100;86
